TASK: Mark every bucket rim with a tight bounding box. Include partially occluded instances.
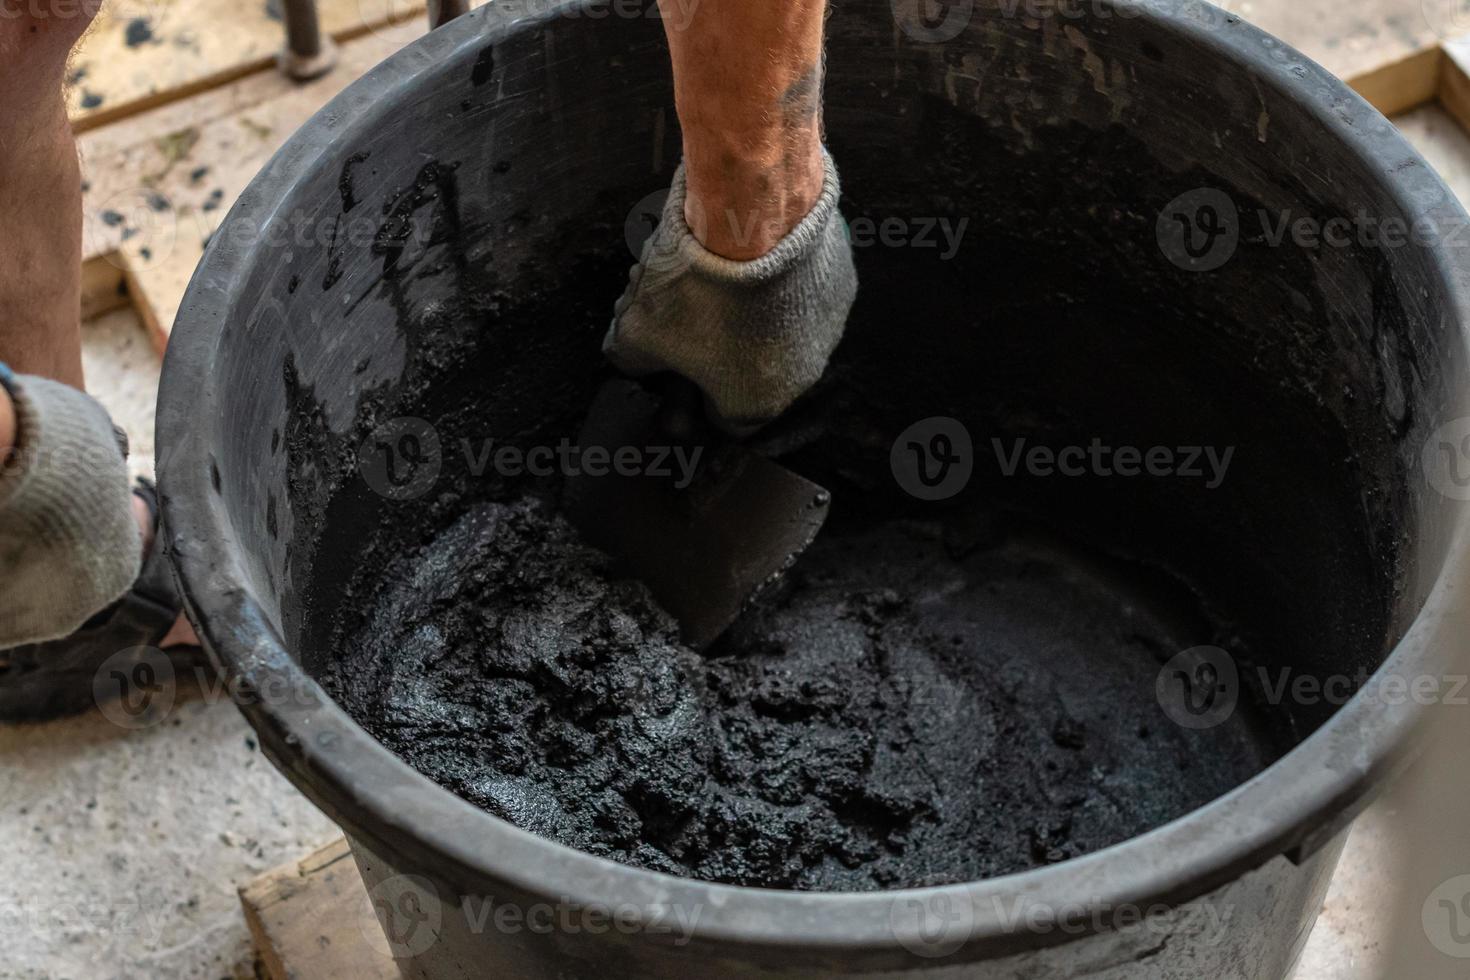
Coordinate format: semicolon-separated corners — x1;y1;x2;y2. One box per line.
156;0;1470;959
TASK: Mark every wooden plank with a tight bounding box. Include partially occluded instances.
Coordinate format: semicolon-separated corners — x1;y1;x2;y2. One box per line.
1229;0;1447;116
67;0;428;132
64;0;1447;136
78;19;428;351
1243;0;1442;85
1438;38;1470;136
80;255;131;322
1350;45;1445;117
73;0;1447;351
242;837;401;980
1395;101;1470;203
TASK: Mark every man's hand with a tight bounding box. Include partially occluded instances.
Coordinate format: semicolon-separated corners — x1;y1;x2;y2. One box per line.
604;0;856;436
605;152;856;436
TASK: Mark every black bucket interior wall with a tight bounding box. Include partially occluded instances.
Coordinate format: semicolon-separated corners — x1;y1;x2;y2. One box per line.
203;0;1461;796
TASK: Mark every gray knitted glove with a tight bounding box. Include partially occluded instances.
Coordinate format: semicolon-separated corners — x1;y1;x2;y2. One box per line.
604;150;857;435
0;373;140;648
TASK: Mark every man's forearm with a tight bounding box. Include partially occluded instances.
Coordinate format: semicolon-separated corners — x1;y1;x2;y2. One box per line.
659;0;827;259
0;3;94;390
0;95;85;389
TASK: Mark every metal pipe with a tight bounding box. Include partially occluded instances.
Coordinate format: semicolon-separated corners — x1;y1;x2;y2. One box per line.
278;0;337;80
429;0;471;30
282;0;325;59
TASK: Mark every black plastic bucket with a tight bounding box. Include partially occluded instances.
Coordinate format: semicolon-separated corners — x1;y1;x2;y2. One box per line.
158;1;1470;975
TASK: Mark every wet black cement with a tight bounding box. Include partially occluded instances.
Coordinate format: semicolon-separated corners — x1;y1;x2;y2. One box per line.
320;494;1279;891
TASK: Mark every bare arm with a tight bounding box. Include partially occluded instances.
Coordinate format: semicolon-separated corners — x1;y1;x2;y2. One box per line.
0;3;99;388
659;0;827;260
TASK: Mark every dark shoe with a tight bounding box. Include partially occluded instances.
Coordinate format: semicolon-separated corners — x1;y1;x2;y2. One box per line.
0;478;207;723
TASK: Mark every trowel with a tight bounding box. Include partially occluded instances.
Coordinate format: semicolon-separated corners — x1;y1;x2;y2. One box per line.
563;378;831;650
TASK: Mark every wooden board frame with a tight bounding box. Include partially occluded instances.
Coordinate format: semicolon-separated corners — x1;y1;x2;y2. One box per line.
73;18;1470;356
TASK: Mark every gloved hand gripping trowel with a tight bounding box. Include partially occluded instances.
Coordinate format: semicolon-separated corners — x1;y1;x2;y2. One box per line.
563;378;831;650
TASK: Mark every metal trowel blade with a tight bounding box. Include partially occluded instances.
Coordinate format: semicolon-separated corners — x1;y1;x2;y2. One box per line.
563;380;831;650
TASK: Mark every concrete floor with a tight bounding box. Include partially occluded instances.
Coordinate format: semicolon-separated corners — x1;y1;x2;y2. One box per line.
1;310;340;980
5;106;1470;978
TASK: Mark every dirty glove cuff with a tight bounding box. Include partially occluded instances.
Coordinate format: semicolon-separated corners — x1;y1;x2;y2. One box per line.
604;150;858;435
0;373;140;648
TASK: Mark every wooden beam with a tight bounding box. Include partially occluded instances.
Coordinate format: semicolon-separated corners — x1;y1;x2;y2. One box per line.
80;255;131;323
1438;38;1470;135
1350;45;1446;117
78;20;427;350
241;837;400;980
68;0;429;134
